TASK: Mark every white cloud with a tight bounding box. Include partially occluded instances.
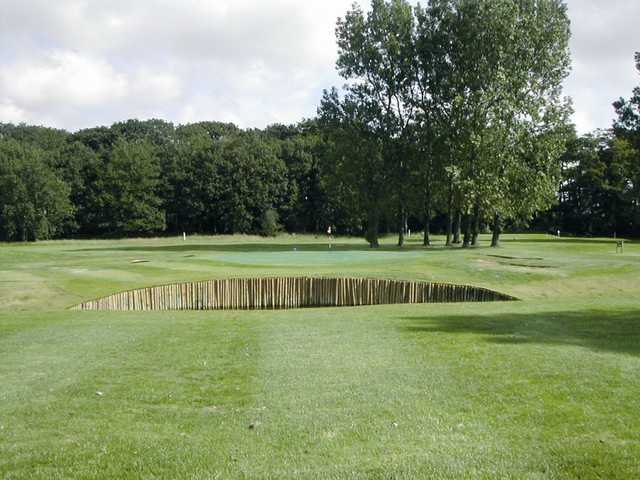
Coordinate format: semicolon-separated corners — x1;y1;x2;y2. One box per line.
563;0;640;133
0;0;637;133
0;102;28;124
129;69;183;105
0;0;355;130
0;49;185;129
0;51;128;109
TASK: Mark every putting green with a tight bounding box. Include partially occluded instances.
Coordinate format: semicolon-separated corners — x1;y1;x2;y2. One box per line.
212;249;426;266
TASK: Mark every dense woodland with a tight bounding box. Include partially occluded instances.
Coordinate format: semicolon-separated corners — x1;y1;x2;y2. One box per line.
1;1;639;244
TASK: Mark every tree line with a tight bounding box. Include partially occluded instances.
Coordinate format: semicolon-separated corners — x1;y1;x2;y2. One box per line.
535;54;640;238
0;120;337;241
1;1;638;243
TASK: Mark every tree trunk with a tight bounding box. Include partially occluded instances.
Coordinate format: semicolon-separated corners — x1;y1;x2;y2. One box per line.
491;212;501;248
471;202;480;246
453;210;462;244
423;210;431;247
446;182;453;246
423;189;431;246
397;206;405;247
462;212;472;248
366;210;380;248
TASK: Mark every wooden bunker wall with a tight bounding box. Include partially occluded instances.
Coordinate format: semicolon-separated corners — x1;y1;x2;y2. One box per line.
74;277;515;311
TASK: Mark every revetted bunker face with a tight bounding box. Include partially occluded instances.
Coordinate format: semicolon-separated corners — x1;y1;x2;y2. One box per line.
73;277;516;311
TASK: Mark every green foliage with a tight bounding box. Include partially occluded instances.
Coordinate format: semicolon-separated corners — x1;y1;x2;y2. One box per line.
0;139;73;241
319;88;390;247
215;132;290;234
259;208;281;237
613;52;640;148
335;0;418;245
98;139;165;235
0;119;324;240
51;141;100;234
541;129;640;237
538;53;640;237
4;5;639;244
326;0;573;246
421;0;571;221
266;124;331;233
0;123;69;152
161;127;292;235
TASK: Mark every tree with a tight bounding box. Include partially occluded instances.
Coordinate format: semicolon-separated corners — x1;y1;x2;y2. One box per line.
319;88;390;247
73;126;119;155
266;125;328;233
97;139;165;235
0;139;73;241
162;123;216;233
335;0;417;246
214;132;291;234
49;141;101;235
414;0;571;247
0;123;69;153
613;52;640;236
613;52;640;148
537;128;639;238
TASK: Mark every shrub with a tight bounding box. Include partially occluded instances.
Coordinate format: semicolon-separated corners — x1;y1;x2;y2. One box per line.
260;208;281;237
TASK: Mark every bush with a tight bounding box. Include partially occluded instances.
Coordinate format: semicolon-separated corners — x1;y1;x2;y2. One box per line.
260;208;281;237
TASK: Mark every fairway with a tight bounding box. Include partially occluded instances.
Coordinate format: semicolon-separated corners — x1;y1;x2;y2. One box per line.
1;234;640;479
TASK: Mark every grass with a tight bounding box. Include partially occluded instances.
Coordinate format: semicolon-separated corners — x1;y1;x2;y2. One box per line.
1;233;639;479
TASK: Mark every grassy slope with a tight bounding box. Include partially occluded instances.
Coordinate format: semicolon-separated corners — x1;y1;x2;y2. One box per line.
1;234;639;479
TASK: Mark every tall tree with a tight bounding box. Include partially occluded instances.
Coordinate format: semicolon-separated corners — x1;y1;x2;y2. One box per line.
415;0;571;247
335;0;417;246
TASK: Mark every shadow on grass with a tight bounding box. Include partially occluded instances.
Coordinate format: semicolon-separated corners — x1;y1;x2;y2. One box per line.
400;309;640;356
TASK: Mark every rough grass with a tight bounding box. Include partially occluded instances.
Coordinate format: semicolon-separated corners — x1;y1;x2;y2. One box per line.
1;233;639;479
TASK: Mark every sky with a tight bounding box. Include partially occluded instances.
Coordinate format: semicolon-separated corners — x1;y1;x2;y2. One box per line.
0;0;638;134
